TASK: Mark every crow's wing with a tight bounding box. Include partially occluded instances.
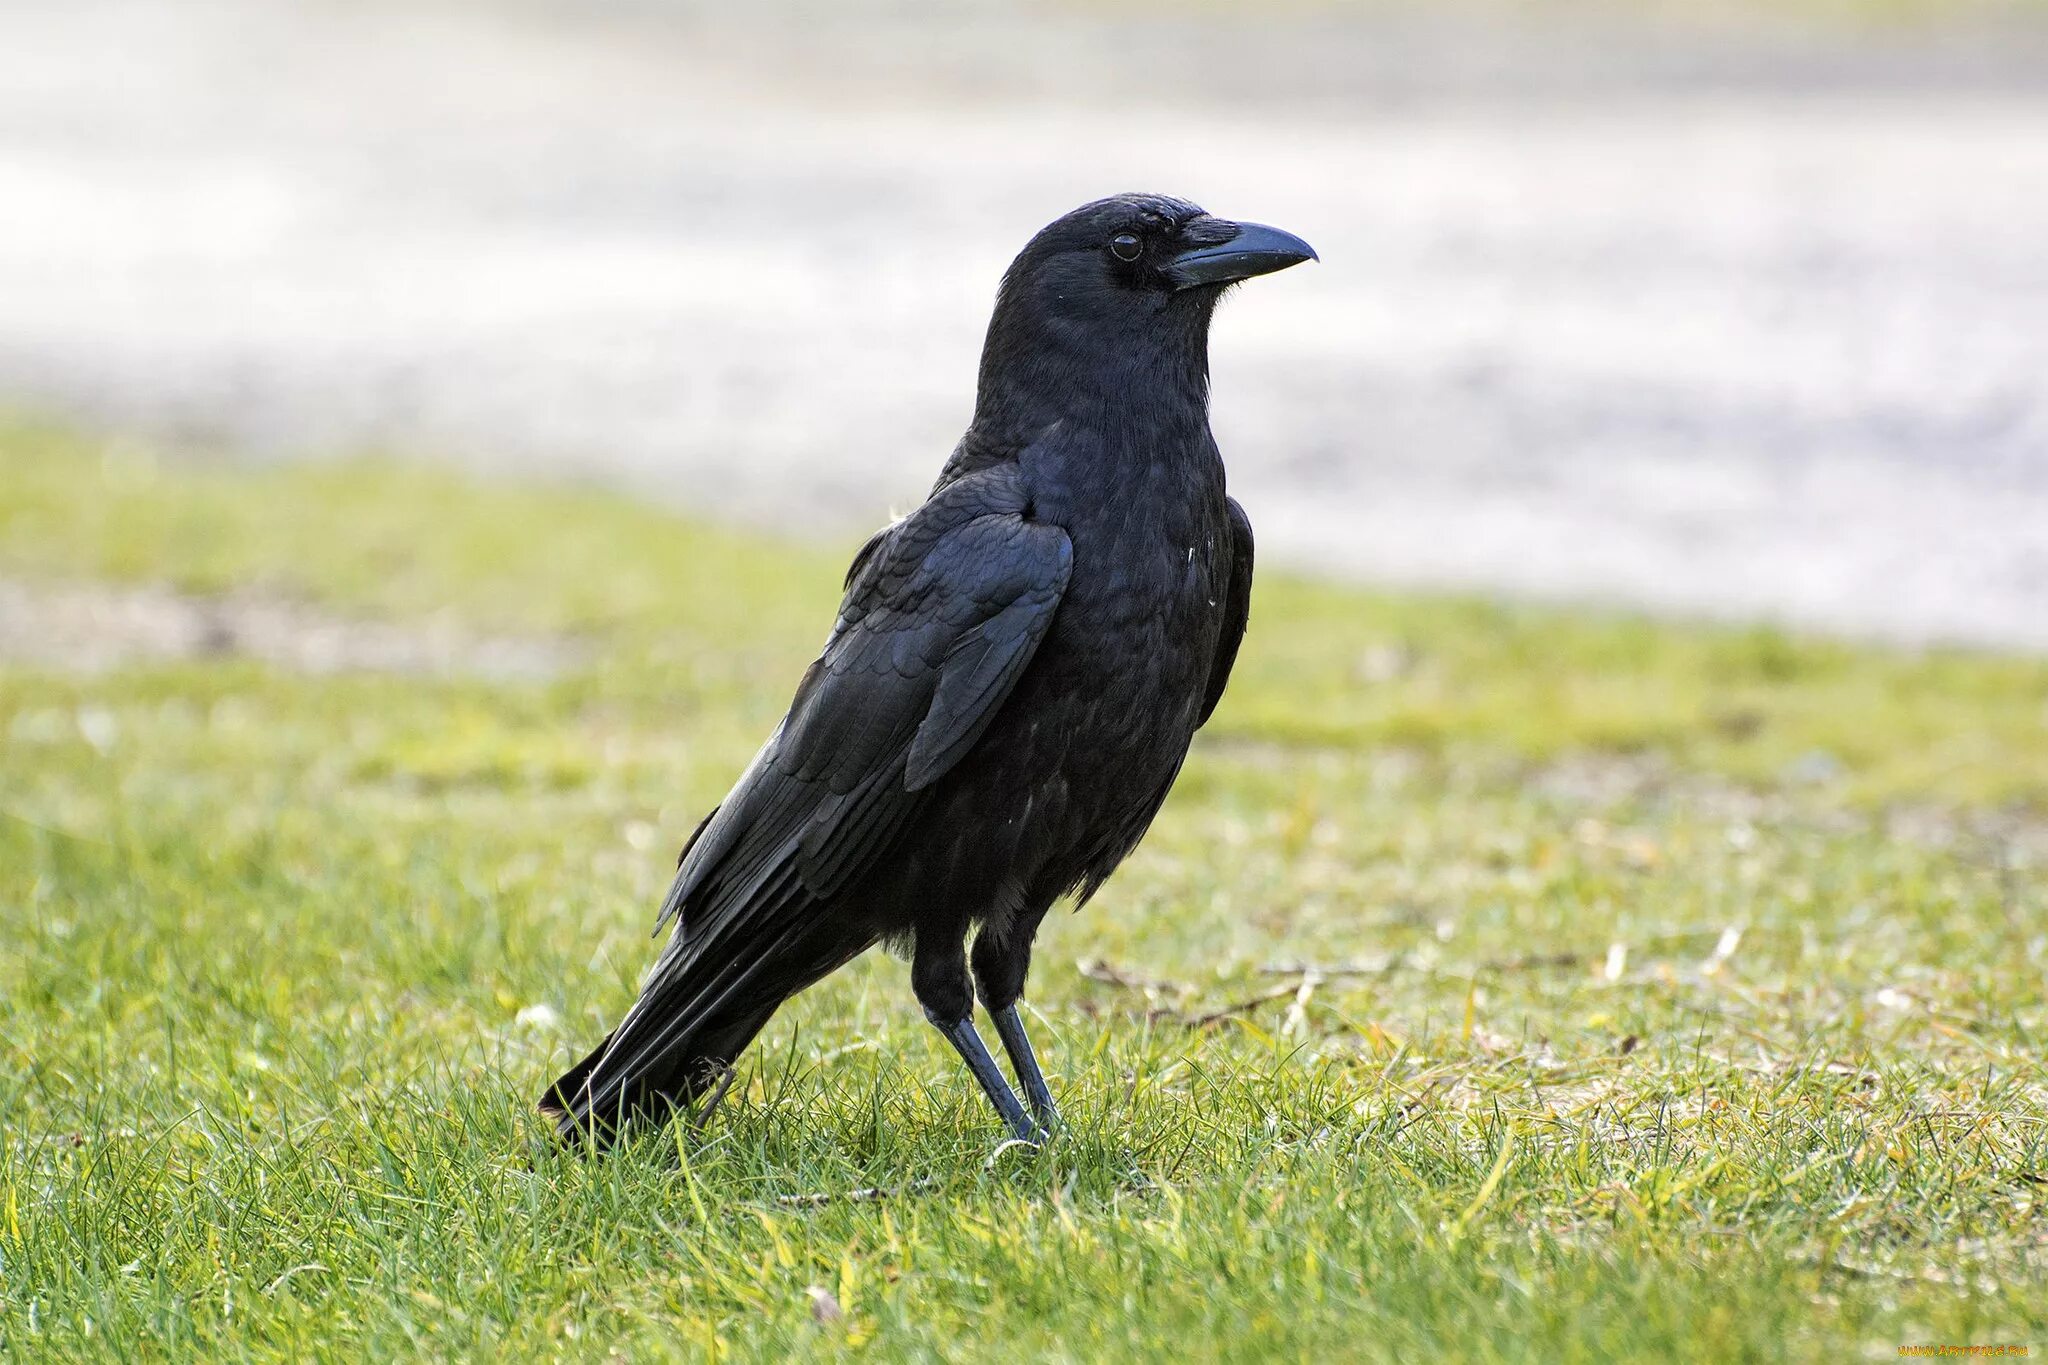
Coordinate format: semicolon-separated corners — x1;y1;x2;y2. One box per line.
652;464;1072;955
549;467;1070;1127
1197;496;1254;728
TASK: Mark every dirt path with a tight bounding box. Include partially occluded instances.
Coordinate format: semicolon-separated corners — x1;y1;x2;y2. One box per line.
3;0;2046;647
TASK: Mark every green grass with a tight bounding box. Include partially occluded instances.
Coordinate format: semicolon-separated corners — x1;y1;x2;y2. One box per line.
2;417;2044;1360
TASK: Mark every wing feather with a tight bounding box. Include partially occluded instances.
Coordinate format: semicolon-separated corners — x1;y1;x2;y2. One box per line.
650;465;1071;964
1197;496;1255;728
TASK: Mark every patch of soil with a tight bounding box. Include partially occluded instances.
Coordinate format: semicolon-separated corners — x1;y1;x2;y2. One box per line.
0;579;580;680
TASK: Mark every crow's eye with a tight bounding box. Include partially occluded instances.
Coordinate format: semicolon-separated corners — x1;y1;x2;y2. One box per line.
1109;233;1143;262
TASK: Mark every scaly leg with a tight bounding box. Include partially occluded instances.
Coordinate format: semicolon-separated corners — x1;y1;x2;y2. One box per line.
989;1002;1059;1129
914;929;1040;1142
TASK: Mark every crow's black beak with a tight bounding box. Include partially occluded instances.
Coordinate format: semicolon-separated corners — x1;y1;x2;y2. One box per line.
1168;220;1318;290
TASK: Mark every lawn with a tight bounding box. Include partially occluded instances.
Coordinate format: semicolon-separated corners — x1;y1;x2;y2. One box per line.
2;417;2044;1361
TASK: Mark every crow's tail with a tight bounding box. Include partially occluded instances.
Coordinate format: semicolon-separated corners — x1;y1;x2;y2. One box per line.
538;997;777;1148
538;913;800;1147
539;896;871;1148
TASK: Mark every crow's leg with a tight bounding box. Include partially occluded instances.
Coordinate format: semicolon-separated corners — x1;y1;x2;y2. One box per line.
925;1012;1039;1144
913;932;1038;1142
988;1004;1057;1130
971;907;1060;1129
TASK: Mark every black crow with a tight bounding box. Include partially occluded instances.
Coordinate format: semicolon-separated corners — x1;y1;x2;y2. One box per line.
542;193;1315;1145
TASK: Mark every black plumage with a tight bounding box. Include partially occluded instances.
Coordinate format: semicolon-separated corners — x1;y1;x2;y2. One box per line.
542;193;1315;1145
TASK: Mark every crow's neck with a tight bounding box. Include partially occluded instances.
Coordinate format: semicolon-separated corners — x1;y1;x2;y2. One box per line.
966;301;1216;458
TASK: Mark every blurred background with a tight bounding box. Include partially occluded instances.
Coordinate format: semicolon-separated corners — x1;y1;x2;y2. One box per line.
3;0;2046;647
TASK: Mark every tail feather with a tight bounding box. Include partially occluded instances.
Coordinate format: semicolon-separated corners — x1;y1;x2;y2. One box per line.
539;939;788;1145
541;896;878;1147
538;1008;772;1146
537;1034;616;1134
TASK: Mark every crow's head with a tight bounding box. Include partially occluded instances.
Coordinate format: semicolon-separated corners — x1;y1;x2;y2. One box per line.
996;193;1315;324
977;195;1315;418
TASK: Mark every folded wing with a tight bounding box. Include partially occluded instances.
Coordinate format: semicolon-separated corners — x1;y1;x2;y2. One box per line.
577;466;1072;1111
